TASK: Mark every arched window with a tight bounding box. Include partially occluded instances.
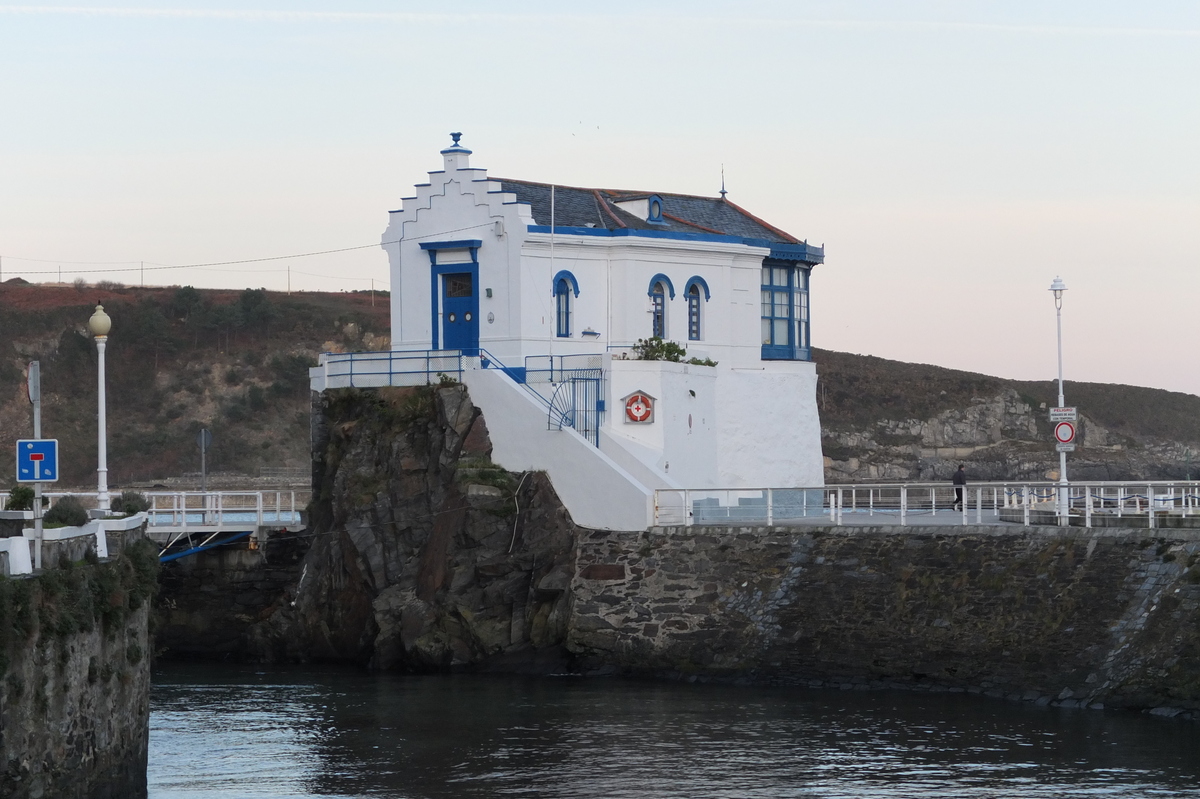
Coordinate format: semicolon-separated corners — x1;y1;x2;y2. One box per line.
651;281;667;338
555;278;571;337
687;283;702;340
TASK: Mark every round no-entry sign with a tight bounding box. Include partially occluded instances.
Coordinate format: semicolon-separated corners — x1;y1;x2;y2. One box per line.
1054;421;1076;444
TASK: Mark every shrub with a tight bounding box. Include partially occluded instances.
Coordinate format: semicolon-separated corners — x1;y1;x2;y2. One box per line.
687;356;718;367
110;491;150;515
5;486;34;511
44;496;90;528
632;336;687;362
247;384;267;411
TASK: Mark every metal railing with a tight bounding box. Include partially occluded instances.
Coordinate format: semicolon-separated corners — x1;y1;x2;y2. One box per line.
313;348;611;448
314;349;463;389
42;490;308;529
478;350;607;447
653;481;1200;528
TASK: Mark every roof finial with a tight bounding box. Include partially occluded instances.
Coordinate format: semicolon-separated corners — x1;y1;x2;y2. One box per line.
450;131;462;146
719;164;727;200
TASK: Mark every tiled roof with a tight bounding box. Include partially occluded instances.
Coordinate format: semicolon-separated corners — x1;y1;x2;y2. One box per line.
493;179;804;245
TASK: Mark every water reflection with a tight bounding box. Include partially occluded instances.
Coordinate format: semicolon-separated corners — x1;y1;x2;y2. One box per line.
150;663;1200;798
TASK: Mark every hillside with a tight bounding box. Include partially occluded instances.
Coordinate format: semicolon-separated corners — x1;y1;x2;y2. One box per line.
0;280;388;488
813;348;1200;482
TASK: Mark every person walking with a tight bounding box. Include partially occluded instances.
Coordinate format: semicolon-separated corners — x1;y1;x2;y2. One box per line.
952;464;967;511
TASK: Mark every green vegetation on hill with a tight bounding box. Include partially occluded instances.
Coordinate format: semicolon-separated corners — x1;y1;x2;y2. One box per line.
0;282;388;486
813;348;1200;445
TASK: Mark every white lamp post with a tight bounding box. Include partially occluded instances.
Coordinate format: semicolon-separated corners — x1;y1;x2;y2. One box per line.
1050;277;1068;524
88;303;112;512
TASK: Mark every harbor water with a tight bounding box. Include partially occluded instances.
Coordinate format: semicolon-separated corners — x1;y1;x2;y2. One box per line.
149;662;1200;798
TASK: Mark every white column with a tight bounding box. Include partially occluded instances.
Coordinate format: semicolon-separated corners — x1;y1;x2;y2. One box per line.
96;335;110;510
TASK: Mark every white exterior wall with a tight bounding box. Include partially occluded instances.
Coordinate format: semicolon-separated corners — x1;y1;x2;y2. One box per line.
715;362;824;487
603;359;822;489
373;141;826;530
383;148;537;362
461;368;654;530
524;235;768;367
383;145;780;370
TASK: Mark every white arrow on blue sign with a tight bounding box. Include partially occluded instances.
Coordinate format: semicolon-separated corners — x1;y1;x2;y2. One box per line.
16;439;59;483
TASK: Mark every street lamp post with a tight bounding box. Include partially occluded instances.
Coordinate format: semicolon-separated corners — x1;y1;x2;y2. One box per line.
88;303;112;512
1050;277;1068;524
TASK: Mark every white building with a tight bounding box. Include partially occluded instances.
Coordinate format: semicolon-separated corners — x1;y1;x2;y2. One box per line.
313;135;826;530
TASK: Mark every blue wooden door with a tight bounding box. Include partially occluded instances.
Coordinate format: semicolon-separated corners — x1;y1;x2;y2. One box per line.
441;272;479;355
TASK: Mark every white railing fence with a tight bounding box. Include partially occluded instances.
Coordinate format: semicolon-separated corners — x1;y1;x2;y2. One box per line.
654;481;1200;528
41;490;308;528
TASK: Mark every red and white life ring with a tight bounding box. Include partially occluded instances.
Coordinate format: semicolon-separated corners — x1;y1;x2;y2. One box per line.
625;393;653;423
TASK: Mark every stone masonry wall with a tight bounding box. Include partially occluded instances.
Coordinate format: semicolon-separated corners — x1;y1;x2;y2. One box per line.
155;530;310;659
0;527;158;799
569;525;1200;717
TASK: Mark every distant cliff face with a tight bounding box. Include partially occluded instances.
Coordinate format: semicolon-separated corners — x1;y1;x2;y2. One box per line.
814;350;1200;483
246;385;580;670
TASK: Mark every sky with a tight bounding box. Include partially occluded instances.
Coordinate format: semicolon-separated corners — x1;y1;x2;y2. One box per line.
1;1;1198;396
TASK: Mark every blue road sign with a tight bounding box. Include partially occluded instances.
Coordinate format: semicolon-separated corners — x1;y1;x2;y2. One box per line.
16;439;59;483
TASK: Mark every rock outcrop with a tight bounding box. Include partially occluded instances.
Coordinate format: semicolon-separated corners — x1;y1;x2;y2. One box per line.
814;345;1200;485
246;385;581;671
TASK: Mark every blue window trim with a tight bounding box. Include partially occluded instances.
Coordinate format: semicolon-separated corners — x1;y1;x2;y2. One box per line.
419;239;483;251
424;242;480;352
647;194;665;224
651;284;666;338
760;259;811;362
683;276;710;301
647;273;675;300
687;285;701;341
551;269;580;298
555;278;571;337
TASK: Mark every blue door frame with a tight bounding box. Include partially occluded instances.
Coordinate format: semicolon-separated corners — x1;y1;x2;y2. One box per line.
421;240;482;356
441;272;479;354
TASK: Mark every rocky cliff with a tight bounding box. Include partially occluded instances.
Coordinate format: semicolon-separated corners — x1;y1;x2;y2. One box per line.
244;385;582;671
815;349;1200;483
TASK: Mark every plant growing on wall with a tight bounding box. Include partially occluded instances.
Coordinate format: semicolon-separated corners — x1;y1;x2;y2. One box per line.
110;491;150;515
631;337;687;362
43;496;89;528
5;486;34;511
630;338;718;366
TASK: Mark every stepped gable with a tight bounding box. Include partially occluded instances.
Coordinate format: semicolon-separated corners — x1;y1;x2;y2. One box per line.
494;178;801;243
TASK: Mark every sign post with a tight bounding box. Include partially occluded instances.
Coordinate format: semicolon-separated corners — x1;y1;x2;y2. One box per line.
17;437;59;571
26;362;44;569
197;428;213;523
1049;407;1077;423
197;428;213;492
1054;420;1077;452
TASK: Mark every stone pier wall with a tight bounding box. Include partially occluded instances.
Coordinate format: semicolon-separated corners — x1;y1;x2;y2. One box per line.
155;530;311;659
568;525;1200;717
0;527;158;799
